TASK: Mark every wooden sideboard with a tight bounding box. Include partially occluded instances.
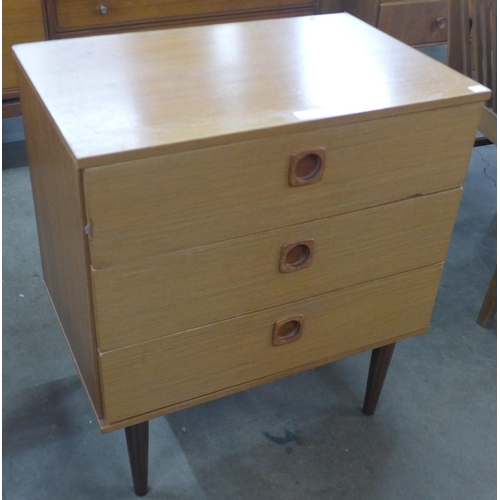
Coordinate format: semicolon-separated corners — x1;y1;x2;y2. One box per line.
4;0;445;117
2;0;47;116
14;13;487;496
345;0;449;46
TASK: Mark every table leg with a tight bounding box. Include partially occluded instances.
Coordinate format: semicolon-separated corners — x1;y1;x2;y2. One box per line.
362;343;396;416
476;268;496;329
125;421;149;496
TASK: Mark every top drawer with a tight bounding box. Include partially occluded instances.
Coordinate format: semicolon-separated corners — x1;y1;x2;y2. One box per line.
83;104;479;268
53;0;316;30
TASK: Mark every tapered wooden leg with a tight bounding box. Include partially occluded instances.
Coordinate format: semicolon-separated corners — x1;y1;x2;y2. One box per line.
362;343;396;416
125;421;149;496
476;268;496;329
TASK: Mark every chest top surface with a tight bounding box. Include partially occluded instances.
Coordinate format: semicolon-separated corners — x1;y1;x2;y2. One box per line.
13;13;488;167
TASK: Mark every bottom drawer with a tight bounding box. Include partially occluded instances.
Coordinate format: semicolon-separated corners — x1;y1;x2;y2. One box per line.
99;264;442;424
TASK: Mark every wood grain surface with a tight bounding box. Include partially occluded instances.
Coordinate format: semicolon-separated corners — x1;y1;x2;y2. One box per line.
98;264;443;423
17;69;103;417
13;14;488;167
92;189;461;351
84;104;481;267
13;12;488;435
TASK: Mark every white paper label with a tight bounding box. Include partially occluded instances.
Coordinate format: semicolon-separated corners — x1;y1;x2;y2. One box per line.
468;84;489;93
293;108;332;120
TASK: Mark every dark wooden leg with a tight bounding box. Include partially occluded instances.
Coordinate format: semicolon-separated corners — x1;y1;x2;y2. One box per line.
476;268;496;329
362;343;396;416
125;421;149;496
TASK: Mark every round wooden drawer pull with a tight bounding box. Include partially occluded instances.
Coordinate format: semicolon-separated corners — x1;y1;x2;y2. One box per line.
289;148;326;186
279;239;314;273
272;315;304;345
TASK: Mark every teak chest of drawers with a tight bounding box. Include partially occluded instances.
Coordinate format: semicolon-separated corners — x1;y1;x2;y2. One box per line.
14;13;488;496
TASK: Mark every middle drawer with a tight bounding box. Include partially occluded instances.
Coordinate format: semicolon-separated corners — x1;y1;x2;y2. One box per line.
92;189;461;351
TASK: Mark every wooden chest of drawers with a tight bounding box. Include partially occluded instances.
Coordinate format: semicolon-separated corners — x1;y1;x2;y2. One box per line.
14;13;488;496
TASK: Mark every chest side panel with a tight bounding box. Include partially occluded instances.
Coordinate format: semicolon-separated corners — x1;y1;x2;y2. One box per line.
17;68;103;419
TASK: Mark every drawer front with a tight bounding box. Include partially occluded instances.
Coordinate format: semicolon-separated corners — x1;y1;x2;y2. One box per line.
378;0;448;46
84;104;478;268
54;0;316;30
99;264;442;423
92;189;461;351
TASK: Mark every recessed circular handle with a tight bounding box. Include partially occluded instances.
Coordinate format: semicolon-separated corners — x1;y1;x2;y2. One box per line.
436;17;447;29
279;239;314;273
272;315;304;345
295;154;322;181
277;321;301;341
286;244;310;267
289;148;326;186
100;5;108;14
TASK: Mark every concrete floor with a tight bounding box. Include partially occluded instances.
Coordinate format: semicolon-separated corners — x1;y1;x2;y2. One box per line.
2;124;497;498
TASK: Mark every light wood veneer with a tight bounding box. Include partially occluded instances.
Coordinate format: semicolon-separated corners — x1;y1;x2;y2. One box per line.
14;14;488;436
13;14;485;166
84;104;478;267
100;264;443;423
93;190;461;351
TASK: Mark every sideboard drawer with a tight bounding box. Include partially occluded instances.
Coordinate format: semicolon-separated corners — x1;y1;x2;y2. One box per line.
84;104;479;268
378;0;448;46
99;264;442;423
54;0;316;30
92;189;461;351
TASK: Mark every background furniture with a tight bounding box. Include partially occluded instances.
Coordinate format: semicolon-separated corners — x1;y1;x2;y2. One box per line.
2;0;47;117
447;0;497;328
344;0;449;46
448;0;496;143
15;13;487;495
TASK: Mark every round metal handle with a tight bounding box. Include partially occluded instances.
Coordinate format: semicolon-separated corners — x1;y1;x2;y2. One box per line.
436;17;447;29
100;5;108;14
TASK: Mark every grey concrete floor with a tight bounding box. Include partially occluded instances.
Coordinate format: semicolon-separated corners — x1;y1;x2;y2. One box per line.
3;120;497;499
